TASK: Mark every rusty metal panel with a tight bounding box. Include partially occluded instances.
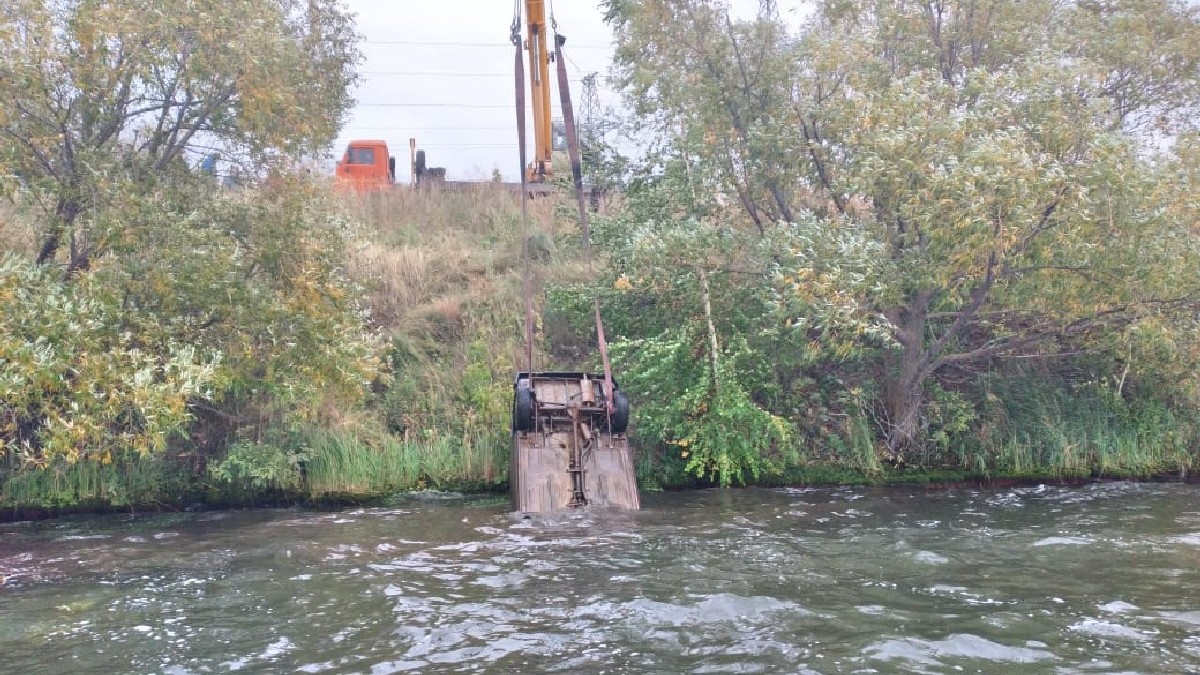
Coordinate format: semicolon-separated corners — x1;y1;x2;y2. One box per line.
511;431;638;513
511;431;575;513
581;437;640;510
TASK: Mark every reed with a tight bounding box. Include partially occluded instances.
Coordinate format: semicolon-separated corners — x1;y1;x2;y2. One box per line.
302;426;507;497
0;456;189;509
977;379;1194;478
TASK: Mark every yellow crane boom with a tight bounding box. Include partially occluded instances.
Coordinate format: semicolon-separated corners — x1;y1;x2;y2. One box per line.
523;0;553;181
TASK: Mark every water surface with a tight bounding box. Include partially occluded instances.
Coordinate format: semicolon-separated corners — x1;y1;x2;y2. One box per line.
2;482;1199;673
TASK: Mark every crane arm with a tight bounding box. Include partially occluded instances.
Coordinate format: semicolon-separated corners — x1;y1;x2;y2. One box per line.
524;0;553;181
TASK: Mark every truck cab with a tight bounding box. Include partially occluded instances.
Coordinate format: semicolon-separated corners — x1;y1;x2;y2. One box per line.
334;140;395;191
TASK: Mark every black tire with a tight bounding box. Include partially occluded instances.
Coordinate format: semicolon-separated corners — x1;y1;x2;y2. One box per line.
513;384;534;432
415;149;427;175
609;390;630;433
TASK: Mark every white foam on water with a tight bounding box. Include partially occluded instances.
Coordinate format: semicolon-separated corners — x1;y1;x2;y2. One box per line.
865;633;1056;665
1069;618;1151;642
1032;536;1092;546
913;550;949;564
1171;533;1200;546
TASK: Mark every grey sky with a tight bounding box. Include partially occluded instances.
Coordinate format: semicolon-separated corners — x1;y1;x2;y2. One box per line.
335;1;770;181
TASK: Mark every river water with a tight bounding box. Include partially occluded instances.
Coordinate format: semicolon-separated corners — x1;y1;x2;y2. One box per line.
2;482;1198;674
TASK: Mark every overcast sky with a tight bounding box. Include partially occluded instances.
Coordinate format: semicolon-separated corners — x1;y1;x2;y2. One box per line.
335;0;769;181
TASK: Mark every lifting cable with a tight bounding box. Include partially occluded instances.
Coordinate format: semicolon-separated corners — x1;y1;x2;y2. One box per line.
511;1;616;421
511;3;535;375
553;32;616;420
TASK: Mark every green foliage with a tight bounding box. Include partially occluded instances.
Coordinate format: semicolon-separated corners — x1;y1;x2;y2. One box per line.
0;0;361;269
972;377;1194;478
1;454;192;509
0;255;215;466
604;0;1200;457
302;426;506;497
71;179;384;448
825;408;884;477
458;340;513;439
613;324;794;487
117;182;380;421
0;181;382;508
208;439;308;492
768;215;894;360
924;385;978;453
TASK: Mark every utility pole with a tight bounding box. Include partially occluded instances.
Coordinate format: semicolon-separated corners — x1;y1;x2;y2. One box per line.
579;72;602;184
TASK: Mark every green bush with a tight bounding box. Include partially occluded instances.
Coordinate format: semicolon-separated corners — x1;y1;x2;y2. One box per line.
0;254;214;467
613;324;795;487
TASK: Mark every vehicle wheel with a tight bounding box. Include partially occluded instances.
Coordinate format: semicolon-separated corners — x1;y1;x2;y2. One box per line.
513;383;534;432
609;390;630;433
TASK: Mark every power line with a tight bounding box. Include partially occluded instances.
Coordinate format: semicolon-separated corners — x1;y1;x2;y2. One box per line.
361;71;512;77
342;125;514;131
357;103;517;108
400;144;517;148
355;104;620;111
333;140;521;149
363;40;610;49
359;71;617;87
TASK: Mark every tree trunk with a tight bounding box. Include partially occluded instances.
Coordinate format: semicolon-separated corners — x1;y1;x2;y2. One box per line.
36;196;81;265
885;352;925;457
884;291;933;457
698;268;722;394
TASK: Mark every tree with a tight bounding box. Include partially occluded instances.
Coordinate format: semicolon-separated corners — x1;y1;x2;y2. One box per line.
0;1;374;483
0;0;360;272
606;0;1200;457
605;0;802;231
0;179;381;470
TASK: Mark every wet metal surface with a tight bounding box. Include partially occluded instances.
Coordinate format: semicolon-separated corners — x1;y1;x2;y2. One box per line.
2;483;1199;673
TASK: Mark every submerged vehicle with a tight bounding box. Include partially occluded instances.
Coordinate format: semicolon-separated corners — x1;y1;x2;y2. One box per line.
506;0;639;514
510;372;639;513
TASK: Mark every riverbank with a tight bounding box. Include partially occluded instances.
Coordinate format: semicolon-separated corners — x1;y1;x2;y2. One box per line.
3;457;1193;523
3;186;1197;517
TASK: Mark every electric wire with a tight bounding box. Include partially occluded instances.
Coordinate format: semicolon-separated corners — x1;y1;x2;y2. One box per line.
362;39;609;49
341;125;513;131
361;70;607;78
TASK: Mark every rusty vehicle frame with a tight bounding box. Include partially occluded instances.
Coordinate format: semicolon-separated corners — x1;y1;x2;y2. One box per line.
510;372;639;513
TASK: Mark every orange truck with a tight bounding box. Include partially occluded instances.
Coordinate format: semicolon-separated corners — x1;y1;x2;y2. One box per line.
333;139;396;191
334;139;447;191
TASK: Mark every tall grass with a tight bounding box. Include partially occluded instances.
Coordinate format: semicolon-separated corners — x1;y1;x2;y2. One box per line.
344;186;585;370
303;186;586;497
1;456;191;510
302;427;508;496
970;378;1194;478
